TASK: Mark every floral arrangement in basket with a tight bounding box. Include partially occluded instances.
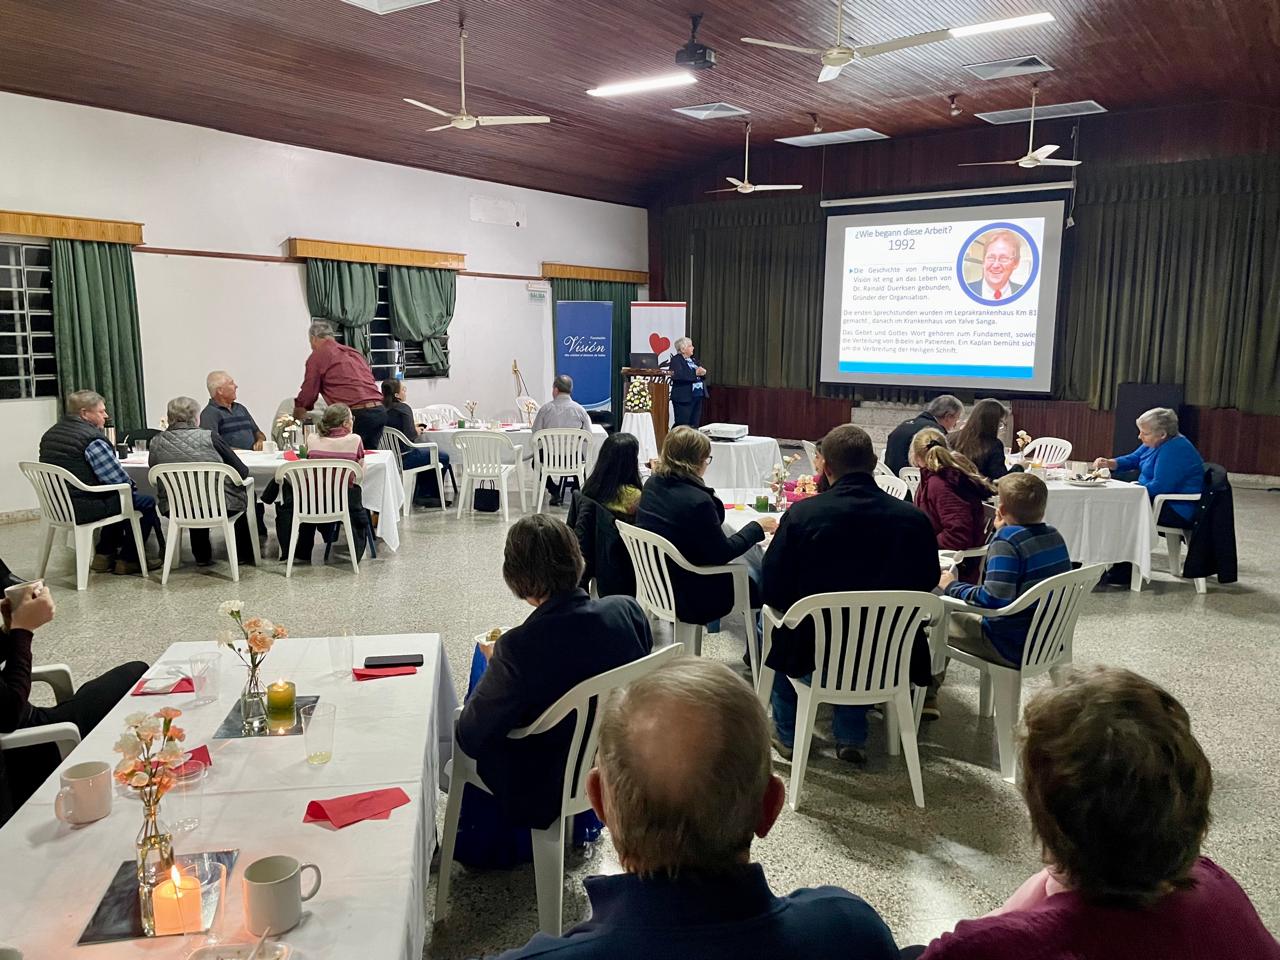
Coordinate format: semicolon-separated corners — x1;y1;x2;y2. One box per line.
217;601;288;733
623;379;652;414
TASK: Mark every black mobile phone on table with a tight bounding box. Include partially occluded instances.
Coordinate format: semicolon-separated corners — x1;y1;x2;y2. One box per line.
364;654;424;669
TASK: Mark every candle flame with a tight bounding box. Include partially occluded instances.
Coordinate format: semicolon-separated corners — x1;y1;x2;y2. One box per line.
170;864;183;892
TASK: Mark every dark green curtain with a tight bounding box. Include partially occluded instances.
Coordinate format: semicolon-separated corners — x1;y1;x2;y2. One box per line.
1061;155;1280;414
305;258;378;360
550;279;637;425
50;239;146;432
388;265;455;375
662;196;823;390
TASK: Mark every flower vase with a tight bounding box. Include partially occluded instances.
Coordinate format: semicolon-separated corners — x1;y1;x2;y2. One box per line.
241;664;268;735
136;794;173;937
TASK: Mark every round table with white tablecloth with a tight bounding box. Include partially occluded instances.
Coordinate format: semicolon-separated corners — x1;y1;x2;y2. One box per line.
702;436;783;492
620;411;659;466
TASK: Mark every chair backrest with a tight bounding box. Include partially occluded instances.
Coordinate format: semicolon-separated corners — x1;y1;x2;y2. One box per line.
873;460;894;478
533;428;591;473
275;460;361;521
18;461;85;526
424;403;464;423
615;521;689;625
378;427;413;471
990;563;1106;672
897;466;921;496
1022;437;1072;467
516;395;540;425
453;430;516;478
802;440;820;473
147;462;240;522
778;591;944;697
875;472;909;499
508;644;683;817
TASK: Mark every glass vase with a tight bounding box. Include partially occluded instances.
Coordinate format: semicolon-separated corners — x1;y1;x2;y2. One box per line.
136;792;173;937
241;663;268;735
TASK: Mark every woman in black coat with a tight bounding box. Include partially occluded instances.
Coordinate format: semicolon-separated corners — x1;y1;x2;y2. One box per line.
566;433;644;597
951;398;1021;483
668;337;708;428
635;426;778;626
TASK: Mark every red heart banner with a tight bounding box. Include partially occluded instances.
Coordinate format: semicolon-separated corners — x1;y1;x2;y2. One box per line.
649;333;671;354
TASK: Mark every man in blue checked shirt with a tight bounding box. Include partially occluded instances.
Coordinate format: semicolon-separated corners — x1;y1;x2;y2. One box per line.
38;390;160;576
935;473;1071;713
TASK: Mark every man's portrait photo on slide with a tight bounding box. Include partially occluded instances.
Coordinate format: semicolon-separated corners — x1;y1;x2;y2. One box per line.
957;223;1039;306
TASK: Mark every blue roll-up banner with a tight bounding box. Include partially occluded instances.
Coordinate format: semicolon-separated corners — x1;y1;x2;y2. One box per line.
554;301;613;411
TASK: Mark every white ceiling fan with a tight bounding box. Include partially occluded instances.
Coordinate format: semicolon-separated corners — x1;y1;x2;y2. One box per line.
959;85;1082;169
708;122;804;195
742;3;1054;84
402;25;550;132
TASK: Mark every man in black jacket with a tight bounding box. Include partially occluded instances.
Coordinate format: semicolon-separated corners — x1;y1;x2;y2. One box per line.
762;425;940;764
883;395;964;476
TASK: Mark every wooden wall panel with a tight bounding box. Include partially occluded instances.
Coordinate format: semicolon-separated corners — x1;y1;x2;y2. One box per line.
541;263;648;284
702;386;852;443
0;209;143;244
287;237;464;269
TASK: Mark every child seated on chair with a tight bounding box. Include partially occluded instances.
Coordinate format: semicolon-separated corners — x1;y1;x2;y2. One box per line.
938;473;1071;669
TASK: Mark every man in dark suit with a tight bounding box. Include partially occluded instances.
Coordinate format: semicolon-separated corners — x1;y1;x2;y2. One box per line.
762;424;939;764
457;515;653;831
965;230;1024;301
883;395;964;476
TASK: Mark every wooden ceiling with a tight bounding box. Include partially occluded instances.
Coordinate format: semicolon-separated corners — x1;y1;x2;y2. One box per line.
1;0;1275;206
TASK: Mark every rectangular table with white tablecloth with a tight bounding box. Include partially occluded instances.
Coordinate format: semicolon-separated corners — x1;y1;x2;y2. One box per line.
1042;479;1157;591
121;449;406;552
0;633;456;960
414;422;607;464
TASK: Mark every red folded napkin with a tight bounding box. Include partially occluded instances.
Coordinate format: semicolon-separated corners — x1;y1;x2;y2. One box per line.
304;787;410;829
283;450;300;461
131;676;196;696
352;666;418;681
173;745;212;776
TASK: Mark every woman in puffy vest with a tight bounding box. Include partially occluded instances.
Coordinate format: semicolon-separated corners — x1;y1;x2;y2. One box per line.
147;396;256;567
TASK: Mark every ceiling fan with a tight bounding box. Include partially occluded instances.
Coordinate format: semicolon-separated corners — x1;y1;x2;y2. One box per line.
741;2;1053;84
402;25;550;132
707;122;803;194
958;85;1081;169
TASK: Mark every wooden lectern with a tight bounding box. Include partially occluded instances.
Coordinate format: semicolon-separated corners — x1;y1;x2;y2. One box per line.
621;367;671;451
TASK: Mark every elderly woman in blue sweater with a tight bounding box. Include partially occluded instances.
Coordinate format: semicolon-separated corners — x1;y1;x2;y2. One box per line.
1094;407;1205;525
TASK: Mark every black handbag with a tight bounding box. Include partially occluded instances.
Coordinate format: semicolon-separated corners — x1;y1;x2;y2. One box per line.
473;480;500;513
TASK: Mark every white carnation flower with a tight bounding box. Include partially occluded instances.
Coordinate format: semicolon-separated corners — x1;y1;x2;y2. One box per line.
113;733;142;757
124;711;150;727
217;629;238;648
218;600;243;616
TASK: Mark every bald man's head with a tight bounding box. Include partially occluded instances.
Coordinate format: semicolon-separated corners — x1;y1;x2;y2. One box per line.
591;658;780;876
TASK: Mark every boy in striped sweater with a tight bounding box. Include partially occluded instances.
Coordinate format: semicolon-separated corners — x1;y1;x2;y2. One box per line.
939;472;1072;669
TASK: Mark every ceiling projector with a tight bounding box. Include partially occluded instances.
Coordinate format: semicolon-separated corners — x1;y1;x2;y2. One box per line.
676;14;717;71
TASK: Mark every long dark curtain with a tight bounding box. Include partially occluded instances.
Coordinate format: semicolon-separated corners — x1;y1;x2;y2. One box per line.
549;278;637;424
50;239;147;431
388;265;455;375
305;258;378;360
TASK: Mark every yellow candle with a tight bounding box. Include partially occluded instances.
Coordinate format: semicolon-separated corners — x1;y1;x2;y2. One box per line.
266;679;296;722
152;870;202;935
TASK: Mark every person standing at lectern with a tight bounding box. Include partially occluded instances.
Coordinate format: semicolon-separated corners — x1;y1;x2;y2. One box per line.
669;337;708;428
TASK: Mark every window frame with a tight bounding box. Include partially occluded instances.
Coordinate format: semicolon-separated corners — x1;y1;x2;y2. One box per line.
0;237;57;401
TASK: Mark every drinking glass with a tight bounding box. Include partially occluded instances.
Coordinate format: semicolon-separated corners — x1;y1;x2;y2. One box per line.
132;439;148;454
167;759;206;833
327;634;353;678
189;653;221;706
302;703;336;765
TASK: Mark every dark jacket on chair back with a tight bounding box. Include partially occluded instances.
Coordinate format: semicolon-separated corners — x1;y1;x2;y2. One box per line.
762;472;940;680
456;590;652;830
567;492;636;598
1183;463;1237;584
635;473;765;626
38;417;117;522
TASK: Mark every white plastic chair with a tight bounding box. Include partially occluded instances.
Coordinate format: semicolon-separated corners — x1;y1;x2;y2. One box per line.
873;460;894;478
379;427;447;516
147;462;260;584
436;644;682;936
941;563;1106;782
615;521;760;684
875;472;909;499
274;460;364;577
755;591;944;809
424;403;465;425
0;664;81;759
453;431;527;521
898;466;921;497
1153;492;1207;593
802;440;820;473
1021;437;1072;467
20;461;150;591
532;428;591;513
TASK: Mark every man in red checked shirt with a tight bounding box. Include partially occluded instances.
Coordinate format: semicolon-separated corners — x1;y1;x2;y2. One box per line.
293;320;388;450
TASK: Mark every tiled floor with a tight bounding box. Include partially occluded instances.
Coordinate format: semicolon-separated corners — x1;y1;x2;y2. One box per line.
2;485;1277;957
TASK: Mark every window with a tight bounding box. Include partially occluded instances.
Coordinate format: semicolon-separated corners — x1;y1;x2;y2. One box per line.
0;240;57;400
333;265;445;381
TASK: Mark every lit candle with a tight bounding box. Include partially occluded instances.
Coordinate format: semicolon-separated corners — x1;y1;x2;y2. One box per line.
152;865;202;935
266;679;296;722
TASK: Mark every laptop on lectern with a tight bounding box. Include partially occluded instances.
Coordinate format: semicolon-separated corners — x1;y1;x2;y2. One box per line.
629;351;659;369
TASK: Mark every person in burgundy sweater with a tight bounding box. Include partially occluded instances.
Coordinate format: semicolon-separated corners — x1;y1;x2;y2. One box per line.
908;668;1279;960
909;429;994;584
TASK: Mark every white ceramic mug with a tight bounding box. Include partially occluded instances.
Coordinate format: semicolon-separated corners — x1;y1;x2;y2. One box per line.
243;855;321;936
54;760;113;825
261;440;278;454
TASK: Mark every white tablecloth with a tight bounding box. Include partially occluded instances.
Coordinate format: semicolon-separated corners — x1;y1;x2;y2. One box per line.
1043;479;1157;589
620;412;658;466
122;449;405;552
0;634;456;960
703;437;783;492
416;423;607;464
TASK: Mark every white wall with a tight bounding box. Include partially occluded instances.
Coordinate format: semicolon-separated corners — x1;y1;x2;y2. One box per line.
0;92;647;513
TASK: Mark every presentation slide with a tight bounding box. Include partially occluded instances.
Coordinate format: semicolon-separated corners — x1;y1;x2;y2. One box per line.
819;198;1066;392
